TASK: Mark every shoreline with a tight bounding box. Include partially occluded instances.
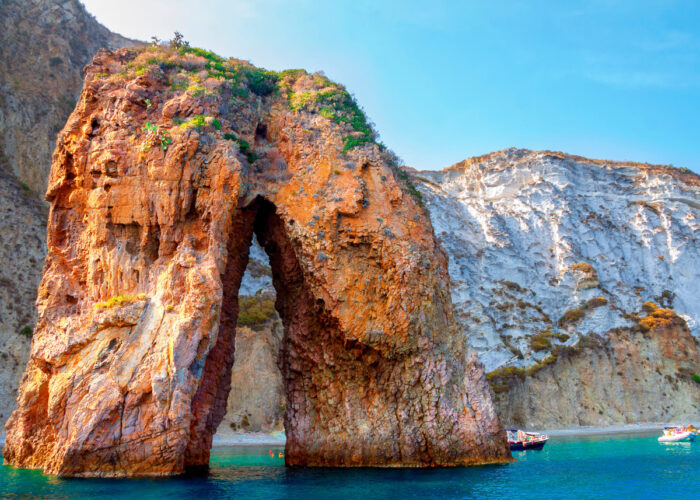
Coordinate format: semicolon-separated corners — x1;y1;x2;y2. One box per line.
541;423;670;437
2;423;695;449
212;431;286;447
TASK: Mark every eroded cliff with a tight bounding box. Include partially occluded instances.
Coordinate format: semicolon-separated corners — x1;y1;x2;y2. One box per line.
3;45;510;476
410;149;700;427
232;149;700;431
0;0;139;193
0;0;139;427
489;310;700;427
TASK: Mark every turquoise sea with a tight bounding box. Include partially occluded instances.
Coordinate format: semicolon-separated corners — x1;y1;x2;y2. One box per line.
1;432;698;499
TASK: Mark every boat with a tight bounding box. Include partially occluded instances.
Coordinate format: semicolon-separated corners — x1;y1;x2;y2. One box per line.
658;426;696;443
507;429;549;451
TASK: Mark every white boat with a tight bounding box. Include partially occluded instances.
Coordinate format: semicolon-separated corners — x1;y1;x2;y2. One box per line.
658;426;696;443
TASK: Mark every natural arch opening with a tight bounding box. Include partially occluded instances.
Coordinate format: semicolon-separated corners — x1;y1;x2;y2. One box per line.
184;196;407;469
219;236;283;436
183;197;310;468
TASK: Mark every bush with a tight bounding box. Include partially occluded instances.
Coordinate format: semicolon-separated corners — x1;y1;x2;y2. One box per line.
224;133;258;163
529;332;552;352
19;325;33;337
95;293;147;309
179;115;220;131
572;262;594;274
503;281;525;293
638;302;678;331
142;121;172;151
237;292;277;327
558;308;585;327
586;296;608;309
692;374;700;384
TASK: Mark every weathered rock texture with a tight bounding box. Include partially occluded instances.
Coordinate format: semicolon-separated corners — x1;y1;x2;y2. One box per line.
0;166;48;425
490;318;700;428
410;148;700;371
235;148;700;431
0;0;138;431
0;0;138;193
409;149;700;427
221;324;285;433
3;46;510;476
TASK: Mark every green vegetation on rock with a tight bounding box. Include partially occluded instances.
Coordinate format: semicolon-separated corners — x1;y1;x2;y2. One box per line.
94;293;147;310
237;292;277;327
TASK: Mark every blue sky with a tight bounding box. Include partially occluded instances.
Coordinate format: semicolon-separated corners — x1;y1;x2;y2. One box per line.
82;0;700;172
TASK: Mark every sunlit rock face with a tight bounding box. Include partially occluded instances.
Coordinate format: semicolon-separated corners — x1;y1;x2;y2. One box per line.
3;46;510;477
410;148;700;373
233;150;700;429
407;149;700;427
0;0;139;431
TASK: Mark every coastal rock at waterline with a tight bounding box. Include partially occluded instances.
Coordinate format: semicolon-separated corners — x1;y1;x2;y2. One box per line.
3;46;511;476
490;316;700;428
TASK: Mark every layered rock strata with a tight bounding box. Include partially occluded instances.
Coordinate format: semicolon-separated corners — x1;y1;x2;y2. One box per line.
3;46;510;476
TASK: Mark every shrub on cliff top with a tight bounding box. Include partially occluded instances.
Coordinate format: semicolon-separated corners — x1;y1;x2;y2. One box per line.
282;72;376;153
638;301;678;331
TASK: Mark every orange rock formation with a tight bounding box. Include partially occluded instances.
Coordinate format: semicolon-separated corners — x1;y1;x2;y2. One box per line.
3;46;511;476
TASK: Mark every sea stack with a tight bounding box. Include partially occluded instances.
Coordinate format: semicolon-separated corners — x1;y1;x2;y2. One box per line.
3;46;511;477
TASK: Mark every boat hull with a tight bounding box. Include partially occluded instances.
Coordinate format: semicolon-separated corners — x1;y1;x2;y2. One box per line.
658;431;695;443
509;439;548;451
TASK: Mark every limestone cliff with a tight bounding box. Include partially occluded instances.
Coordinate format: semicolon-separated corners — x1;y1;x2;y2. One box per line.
410;148;700;427
3;45;510;476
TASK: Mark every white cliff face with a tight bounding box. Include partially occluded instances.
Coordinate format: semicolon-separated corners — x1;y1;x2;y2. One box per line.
239;235;274;296
410;148;700;372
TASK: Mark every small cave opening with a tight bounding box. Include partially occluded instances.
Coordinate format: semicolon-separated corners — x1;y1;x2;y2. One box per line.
255;123;268;143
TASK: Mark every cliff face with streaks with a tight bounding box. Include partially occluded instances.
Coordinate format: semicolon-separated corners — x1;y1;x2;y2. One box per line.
3;45;510;476
410;149;700;427
489;317;700;428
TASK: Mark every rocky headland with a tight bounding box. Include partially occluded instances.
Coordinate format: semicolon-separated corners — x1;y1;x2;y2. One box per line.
2;44;510;476
0;0;698;474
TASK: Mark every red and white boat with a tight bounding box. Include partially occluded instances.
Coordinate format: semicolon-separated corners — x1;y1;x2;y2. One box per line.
507;429;549;451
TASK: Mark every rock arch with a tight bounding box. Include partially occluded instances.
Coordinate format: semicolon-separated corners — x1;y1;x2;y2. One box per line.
3;47;511;476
